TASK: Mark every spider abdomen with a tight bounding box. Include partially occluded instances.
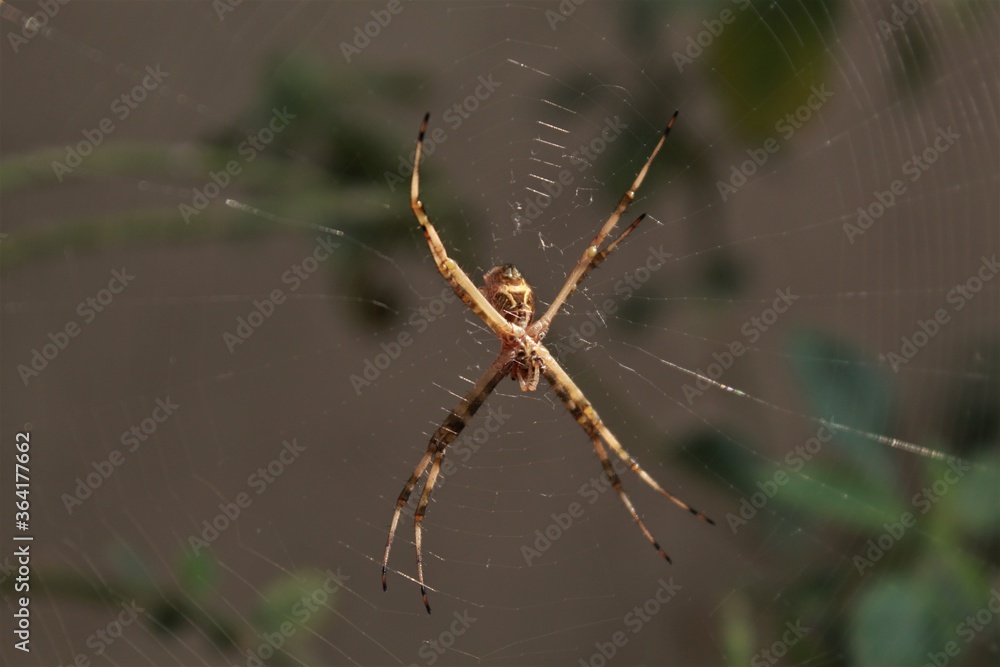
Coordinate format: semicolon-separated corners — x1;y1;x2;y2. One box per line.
481;264;535;327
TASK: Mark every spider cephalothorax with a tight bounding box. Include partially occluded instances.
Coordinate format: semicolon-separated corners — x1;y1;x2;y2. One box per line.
384;110;713;614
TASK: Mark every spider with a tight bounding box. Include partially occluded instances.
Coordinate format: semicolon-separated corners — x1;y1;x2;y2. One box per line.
382;111;714;613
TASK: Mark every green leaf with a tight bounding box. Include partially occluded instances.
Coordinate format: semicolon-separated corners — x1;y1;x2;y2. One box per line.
675;427;762;493
254;571;336;644
850;575;940;667
107;542;155;594
933;451;1000;535
916;547;992;632
177;549;218;599
708;0;840;140
764;464;905;530
787;329;897;486
720;593;755;665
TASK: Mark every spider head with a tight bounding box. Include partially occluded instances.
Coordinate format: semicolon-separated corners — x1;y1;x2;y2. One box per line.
482;264;535;328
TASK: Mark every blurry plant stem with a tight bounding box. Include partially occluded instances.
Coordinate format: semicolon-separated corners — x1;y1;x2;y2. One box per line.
2;567;242;652
0;143;401;273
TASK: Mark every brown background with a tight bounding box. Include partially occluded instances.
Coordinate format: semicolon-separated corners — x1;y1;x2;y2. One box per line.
1;1;997;666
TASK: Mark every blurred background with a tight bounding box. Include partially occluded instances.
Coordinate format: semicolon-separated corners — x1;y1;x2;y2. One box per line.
1;1;998;665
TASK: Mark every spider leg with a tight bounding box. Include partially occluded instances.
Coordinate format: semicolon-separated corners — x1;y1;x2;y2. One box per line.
535;112;678;334
382;353;513;612
382;454;434;589
589;431;673;562
576;213;648;287
526;214;649;343
598;429;715;525
414;449;445;613
411;113;520;340
535;344;714;530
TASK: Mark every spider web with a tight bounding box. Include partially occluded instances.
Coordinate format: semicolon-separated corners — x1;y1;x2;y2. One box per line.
1;2;998;666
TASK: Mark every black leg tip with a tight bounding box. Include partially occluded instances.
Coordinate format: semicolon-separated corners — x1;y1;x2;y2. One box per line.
421;586;431;614
689;507;715;525
419;112;430;139
653;541;673;564
665;111;679;134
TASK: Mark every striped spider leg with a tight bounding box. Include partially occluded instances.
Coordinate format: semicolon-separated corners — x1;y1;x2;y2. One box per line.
534;344;715;564
527;110;678;341
382;111;711;614
381;351;514;613
409;113;524;344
